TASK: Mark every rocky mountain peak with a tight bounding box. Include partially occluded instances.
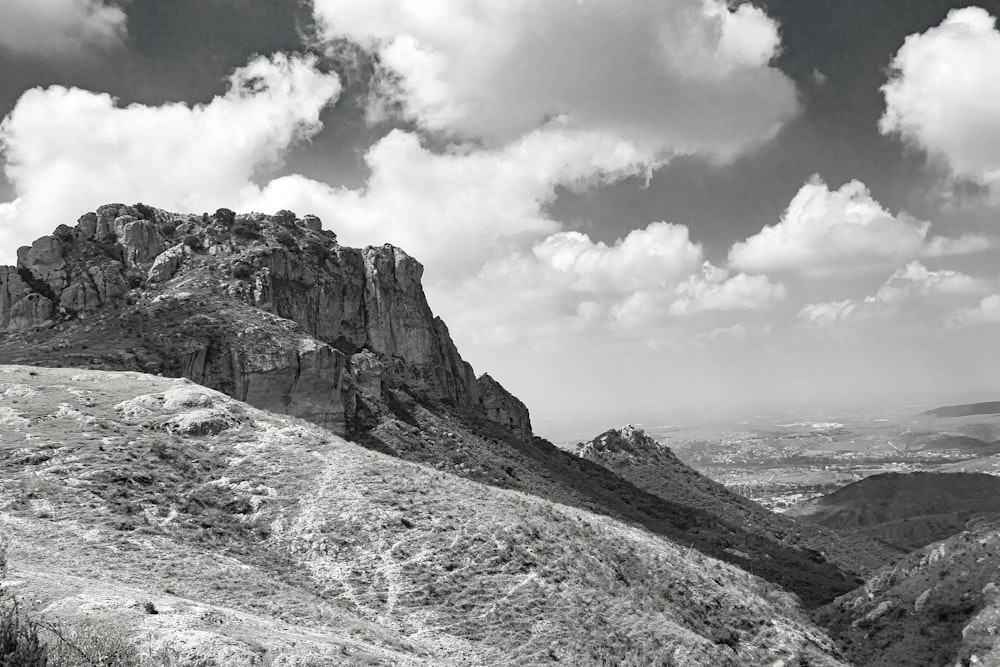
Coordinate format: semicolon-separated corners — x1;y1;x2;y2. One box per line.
575;424;668;458
0;203;531;439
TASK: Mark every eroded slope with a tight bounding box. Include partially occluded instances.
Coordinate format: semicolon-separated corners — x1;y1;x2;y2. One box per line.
0;366;847;666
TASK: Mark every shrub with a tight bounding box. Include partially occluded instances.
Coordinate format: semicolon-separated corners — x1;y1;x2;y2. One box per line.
183;235;203;251
303;238;329;261
0;600;47;666
134;203;155;221
273;209;297;227
42;620;142;666
212;208;236;226
275;231;296;248
231;222;260;241
231;263;253;280
160;223;176;237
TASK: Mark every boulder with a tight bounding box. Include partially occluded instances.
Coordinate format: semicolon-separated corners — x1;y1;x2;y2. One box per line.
119;219;164;268
9;293;55;330
77;213;98;239
0;267;31;328
17;235;68;295
148;244;187;283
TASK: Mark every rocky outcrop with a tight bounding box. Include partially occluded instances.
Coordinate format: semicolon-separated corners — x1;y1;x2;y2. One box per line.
148;244;187;283
0;204;531;439
474;374;532;437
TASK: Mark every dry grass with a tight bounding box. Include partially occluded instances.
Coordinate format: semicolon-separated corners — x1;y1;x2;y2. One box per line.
0;365;847;665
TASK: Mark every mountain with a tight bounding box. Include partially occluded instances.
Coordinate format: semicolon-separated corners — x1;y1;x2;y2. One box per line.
0;365;848;665
0;204;862;607
787;471;1000;550
814;517;1000;666
0;204;529;438
921;401;1000;418
575;426;902;577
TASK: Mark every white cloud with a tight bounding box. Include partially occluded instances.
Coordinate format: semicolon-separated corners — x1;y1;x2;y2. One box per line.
311;0;798;159
728;177;987;275
532;223;702;294
881;7;1000;186
800;262;985;328
798;300;856;327
0;53;340;261
0;0;127;56
866;261;983;306
951;294;1000;325
669;263;785;316
243;126;651;278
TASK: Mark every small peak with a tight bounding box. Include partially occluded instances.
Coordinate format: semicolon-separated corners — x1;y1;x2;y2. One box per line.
575;424;665;458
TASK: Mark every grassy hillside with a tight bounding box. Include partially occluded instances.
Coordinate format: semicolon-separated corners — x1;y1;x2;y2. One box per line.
0;365;847;666
788;471;1000;550
815;518;1000;666
355;395;862;608
575;426;902;577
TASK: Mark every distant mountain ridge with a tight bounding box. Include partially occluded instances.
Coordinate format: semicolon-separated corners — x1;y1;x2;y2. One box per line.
788;471;1000;550
921;401;1000;418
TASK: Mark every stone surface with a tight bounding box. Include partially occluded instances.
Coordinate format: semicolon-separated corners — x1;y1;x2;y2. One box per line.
148;244;187;283
474;373;532;437
0;204;532;439
0;267;32;329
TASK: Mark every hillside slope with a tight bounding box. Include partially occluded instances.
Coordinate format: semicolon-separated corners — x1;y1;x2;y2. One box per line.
0;365;847;666
921;401;1000;418
815;518;1000;667
787;471;1000;550
0;204;862;607
575;426;902;576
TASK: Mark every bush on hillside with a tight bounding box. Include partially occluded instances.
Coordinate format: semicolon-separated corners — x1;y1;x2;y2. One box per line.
275;231;297;248
134;203;155;221
231;263;253;280
231;221;261;241
183;235;204;251
273;209;297;227
0;599;48;666
303;238;329;261
212;208;236;227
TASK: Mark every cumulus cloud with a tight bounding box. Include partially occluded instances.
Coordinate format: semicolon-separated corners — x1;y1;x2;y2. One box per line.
243;126;651;278
798;300;856;327
728;177;989;275
800;262;984;328
669;264;785;316
311;0;798;158
881;7;1000;186
951;294;1000;325
0;53;340;260
0;0;127;56
865;261;983;306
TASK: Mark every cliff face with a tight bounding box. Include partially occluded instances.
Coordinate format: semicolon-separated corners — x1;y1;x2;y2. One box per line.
0;203;531;438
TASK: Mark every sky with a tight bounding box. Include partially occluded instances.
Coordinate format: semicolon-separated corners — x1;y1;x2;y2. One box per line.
3;0;1000;438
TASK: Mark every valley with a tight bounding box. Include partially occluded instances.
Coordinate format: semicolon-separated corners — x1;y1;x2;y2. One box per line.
565;404;1000;512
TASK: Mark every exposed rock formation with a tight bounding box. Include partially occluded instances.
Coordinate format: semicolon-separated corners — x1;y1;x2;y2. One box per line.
0;204;530;438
